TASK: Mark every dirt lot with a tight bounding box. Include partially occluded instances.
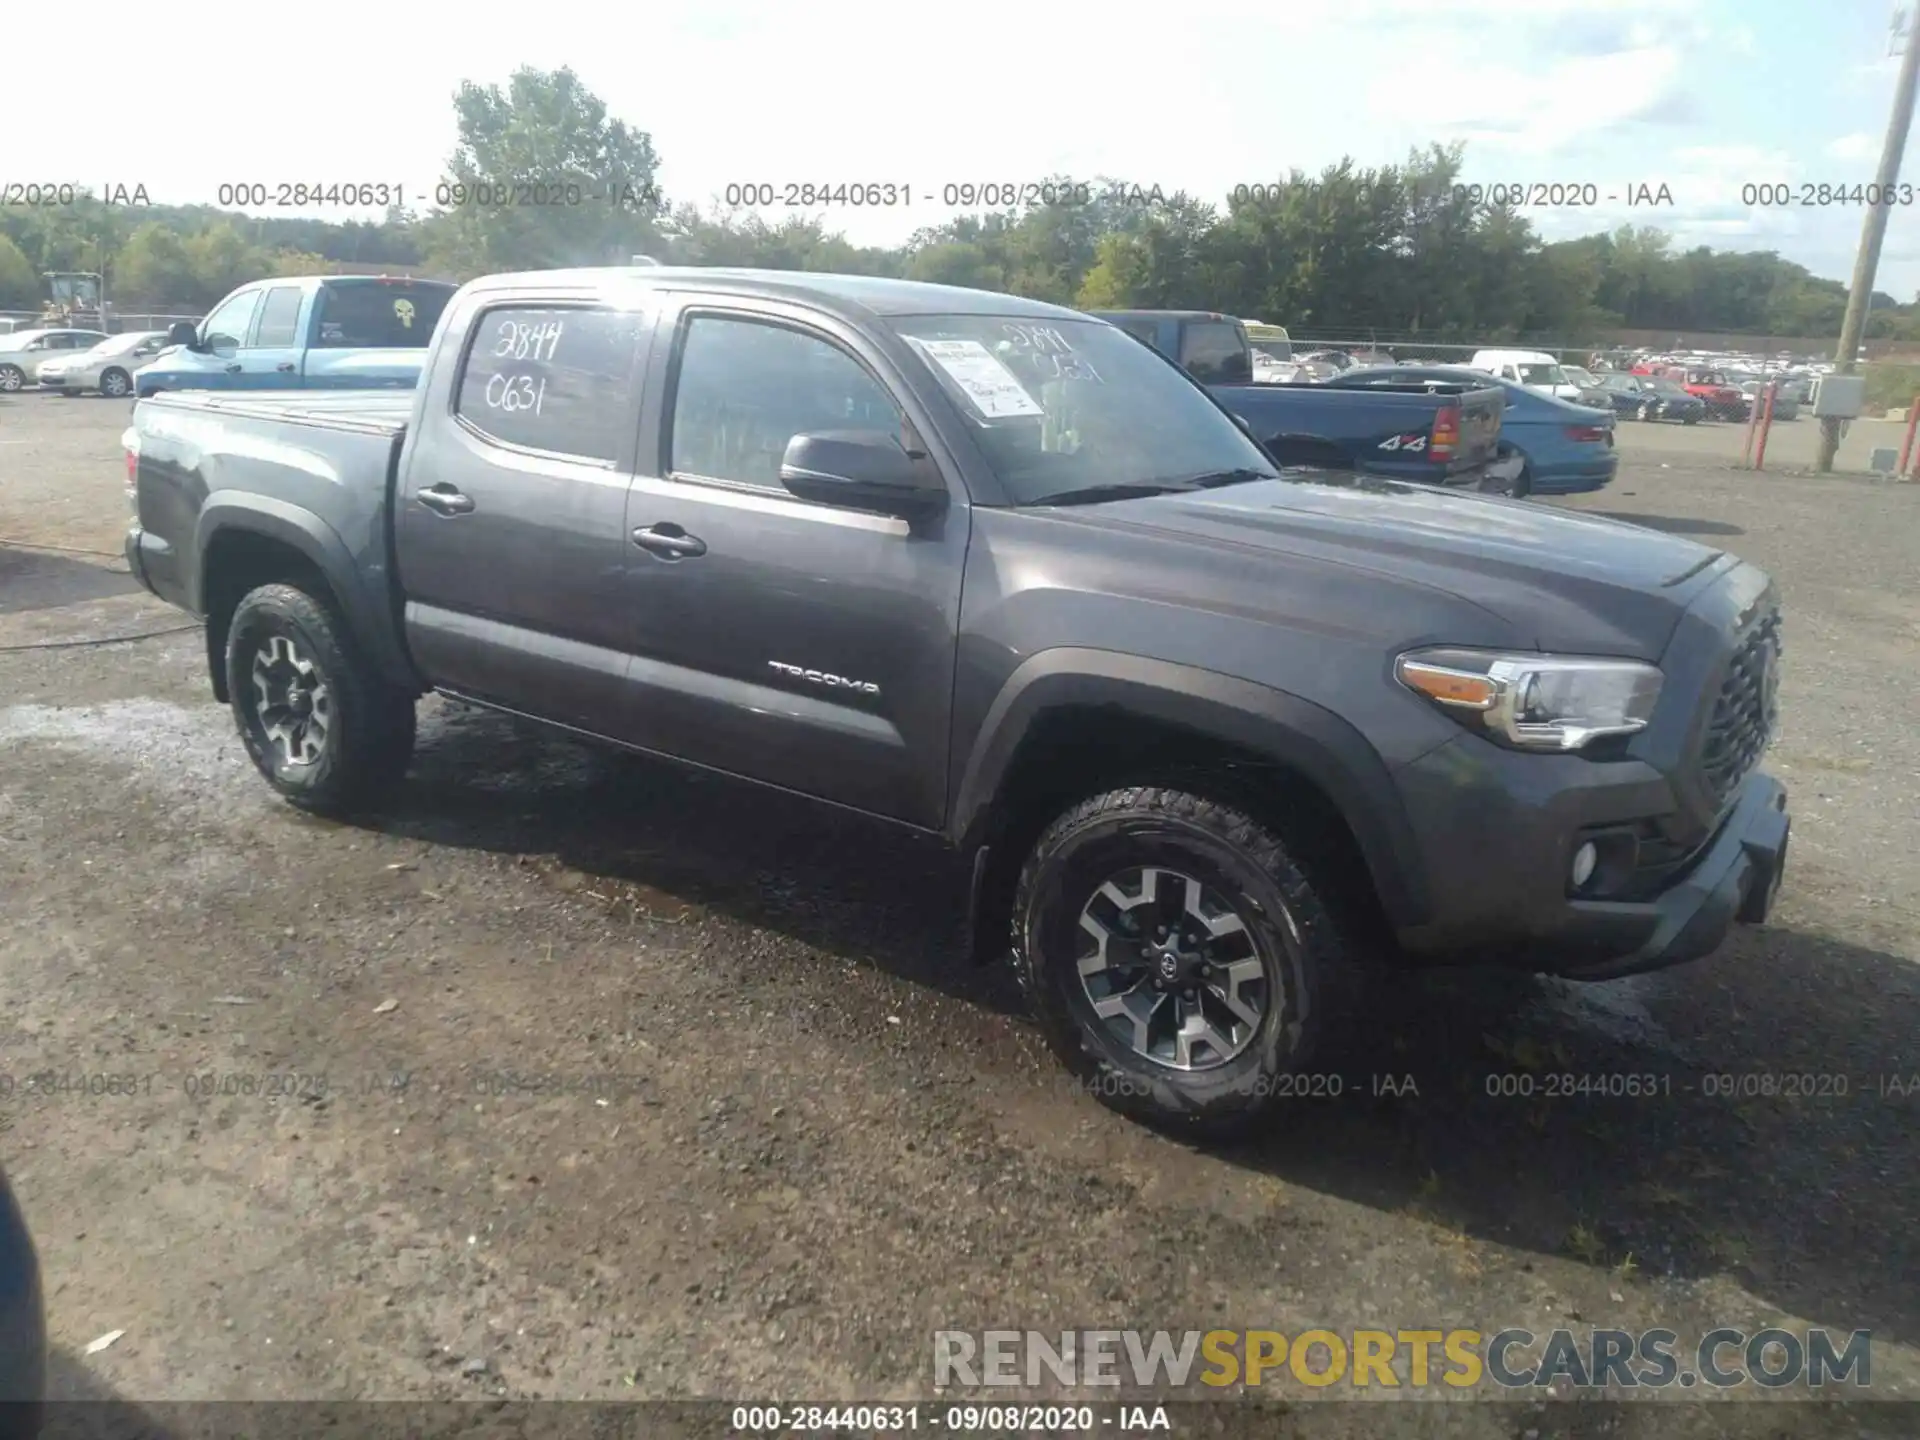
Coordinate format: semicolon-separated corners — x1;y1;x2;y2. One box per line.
1;393;1917;1434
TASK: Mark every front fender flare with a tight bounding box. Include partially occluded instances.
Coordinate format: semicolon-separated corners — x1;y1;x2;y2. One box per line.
949;648;1431;929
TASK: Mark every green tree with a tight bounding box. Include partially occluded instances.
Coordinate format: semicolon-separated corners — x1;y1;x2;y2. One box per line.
0;233;37;308
420;66;666;274
114;223;198;306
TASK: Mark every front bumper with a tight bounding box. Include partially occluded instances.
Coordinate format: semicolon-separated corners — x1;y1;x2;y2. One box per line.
1390;734;1789;979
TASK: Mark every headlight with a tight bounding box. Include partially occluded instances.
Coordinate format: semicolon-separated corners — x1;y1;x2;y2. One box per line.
1395;648;1662;752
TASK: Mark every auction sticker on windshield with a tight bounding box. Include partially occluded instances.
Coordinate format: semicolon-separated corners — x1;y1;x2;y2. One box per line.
912;338;1044;418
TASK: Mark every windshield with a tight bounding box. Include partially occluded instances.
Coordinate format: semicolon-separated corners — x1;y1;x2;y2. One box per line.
1250;340;1293;363
889;314;1278;505
1515;362;1569;387
1648;378;1690;396
1562;366;1597;386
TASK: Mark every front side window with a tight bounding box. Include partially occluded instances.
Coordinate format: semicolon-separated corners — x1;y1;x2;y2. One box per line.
890;313;1277;505
1177;321;1252;384
454;306;646;465
202;290;262;350
668;315;904;491
1515;363;1568;387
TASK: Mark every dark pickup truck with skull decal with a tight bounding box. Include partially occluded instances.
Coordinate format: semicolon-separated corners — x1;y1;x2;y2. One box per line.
122;266;1791;1136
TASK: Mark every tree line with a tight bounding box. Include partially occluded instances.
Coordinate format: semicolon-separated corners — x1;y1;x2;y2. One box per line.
1;66;1907;345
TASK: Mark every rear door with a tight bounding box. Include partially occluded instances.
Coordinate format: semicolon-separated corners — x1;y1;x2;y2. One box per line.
610;294;970;828
394;295;658;734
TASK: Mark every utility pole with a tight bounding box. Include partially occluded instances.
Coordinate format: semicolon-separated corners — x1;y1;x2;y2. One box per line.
1817;13;1920;471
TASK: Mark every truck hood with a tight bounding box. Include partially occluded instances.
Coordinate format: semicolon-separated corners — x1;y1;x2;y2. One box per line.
1054;473;1731;658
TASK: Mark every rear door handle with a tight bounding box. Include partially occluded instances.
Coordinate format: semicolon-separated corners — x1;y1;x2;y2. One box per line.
276;362;296;373
223;363;242;374
416;484;475;516
631;523;706;559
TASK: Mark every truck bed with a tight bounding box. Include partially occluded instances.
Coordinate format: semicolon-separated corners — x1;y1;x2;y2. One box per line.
1211;379;1505;484
140;387;415;435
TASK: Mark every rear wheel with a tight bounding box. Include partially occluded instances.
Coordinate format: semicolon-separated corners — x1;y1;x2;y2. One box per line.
0;365;23;393
1012;786;1346;1138
226;583;416;815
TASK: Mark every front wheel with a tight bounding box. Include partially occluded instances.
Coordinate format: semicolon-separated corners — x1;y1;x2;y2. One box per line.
99;368;132;398
226;583;416;814
1012;787;1345;1137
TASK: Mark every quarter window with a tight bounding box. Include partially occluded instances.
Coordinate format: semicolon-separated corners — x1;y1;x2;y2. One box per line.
454;306;646;464
668;315;903;491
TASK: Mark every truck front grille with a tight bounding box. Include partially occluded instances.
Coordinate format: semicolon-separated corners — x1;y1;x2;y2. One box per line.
1696;608;1781;809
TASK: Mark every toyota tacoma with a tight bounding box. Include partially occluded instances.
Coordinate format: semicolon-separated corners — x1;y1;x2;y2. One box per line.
123;267;1791;1133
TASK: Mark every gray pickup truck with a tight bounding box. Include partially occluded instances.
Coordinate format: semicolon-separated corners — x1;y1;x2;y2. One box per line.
124;267;1790;1134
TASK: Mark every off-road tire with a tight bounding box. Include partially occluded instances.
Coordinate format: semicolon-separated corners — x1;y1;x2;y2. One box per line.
226;583;415;815
1012;786;1345;1138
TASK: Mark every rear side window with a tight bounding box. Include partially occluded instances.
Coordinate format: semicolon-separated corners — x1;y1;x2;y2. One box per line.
313;283;454;349
255;287;304;347
455;306;647;464
1178;322;1251;384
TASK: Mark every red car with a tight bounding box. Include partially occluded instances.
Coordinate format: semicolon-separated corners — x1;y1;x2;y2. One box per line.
1631;364;1744;419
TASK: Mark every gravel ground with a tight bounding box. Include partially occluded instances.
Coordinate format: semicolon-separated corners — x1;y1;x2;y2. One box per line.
1;392;1916;1436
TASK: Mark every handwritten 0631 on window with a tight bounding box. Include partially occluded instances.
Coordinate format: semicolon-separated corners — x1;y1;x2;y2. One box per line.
455;307;646;463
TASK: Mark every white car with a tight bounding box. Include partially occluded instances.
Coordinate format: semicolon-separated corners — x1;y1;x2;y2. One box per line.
35;330;170;398
0;327;111;391
1467;348;1584;401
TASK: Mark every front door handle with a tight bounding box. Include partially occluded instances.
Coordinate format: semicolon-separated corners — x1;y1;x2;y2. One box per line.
631;523;706;559
276;362;297;373
223;363;242;374
416;484;475;516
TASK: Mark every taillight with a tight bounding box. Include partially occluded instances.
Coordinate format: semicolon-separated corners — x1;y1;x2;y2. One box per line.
124;446;139;514
1565;425;1609;443
1430;404;1460;462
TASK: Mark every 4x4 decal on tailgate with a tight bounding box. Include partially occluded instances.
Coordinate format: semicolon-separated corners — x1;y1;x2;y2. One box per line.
1377;433;1428;452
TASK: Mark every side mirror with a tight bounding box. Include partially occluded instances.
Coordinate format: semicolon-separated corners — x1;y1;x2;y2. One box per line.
779;431;947;519
208;335;238;359
166;322;199;349
1231;412;1255;436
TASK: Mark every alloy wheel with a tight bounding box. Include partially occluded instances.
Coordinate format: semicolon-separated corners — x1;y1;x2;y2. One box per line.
1074;866;1269;1071
249;634;332;767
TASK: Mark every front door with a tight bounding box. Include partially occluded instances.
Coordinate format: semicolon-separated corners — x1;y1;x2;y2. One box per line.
394;298;656;735
198;288;263;388
614;299;969;829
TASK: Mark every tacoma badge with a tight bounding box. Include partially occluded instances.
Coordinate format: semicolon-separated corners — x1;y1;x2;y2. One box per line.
769;660;880;696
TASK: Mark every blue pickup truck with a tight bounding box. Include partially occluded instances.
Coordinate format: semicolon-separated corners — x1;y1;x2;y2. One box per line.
135;275;457;398
1088;309;1512;489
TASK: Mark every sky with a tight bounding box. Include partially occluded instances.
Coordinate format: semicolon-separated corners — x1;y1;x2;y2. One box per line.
11;0;1919;297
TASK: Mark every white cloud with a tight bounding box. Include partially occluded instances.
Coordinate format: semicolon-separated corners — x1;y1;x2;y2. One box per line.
1826;133;1880;162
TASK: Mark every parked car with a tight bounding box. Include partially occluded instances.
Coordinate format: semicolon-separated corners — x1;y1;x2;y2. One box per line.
1329;365;1617;497
1633;364;1743;419
1738;381;1800;422
1468;348;1585;402
124;265;1791;1134
134;275;457;398
0;1163;45;1437
35;329;170;397
1298;349;1356;371
1599;373;1705;424
1559;365;1612;408
0;327;110;391
1090;311;1511;488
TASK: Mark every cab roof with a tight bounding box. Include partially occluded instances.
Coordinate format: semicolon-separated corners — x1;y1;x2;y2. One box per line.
463;267;1090;323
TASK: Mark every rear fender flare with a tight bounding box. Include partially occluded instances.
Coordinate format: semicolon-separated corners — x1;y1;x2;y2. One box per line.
950;648;1430;928
194;494;417;696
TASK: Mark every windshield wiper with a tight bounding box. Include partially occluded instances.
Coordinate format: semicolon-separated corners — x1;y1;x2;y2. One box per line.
1170;467;1275;489
1034;482;1200;507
